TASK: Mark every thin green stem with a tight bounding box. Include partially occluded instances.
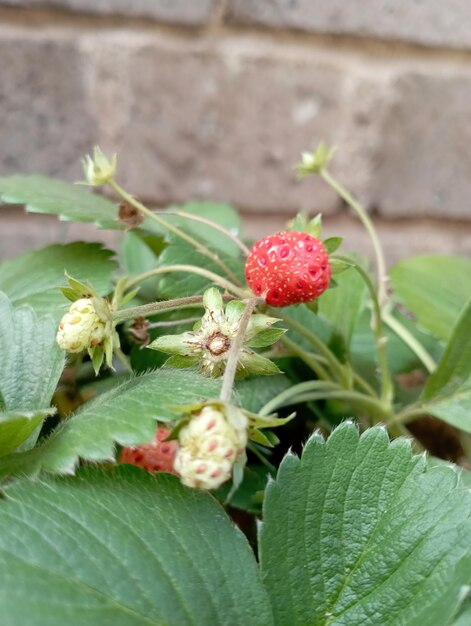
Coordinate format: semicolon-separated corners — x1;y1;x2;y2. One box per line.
162;210;250;256
321;168;388;307
335;256;393;406
274;309;347;384
259;380;341;416
281;335;331;381
383;311;436;374
109;179;242;286
388;406;427;426
275;390;391;421
124;265;246;298
295;348;377;397
113;295;206;323
220;298;259;402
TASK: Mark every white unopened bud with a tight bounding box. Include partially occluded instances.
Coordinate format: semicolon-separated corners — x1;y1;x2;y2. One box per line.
56;298;107;353
174;405;248;490
83;146;117;186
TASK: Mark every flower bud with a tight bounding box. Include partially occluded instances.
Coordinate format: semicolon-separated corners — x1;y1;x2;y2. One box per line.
56;298;107;353
83;146;117;186
174;405;248;490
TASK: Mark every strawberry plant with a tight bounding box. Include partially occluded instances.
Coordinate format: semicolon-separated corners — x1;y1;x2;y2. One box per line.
0;142;470;625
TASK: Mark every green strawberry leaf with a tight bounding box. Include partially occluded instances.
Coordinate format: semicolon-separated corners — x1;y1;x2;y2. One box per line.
422;296;471;401
0;369;221;479
259;422;471;626
319;266;366;346
0;175;118;228
158;237;245;299
234;375;292;414
0;466;273;626
0;409;54;456
418;381;471;433
323;236;343;255
156;201;243;257
390;255;471;341
0;293;64;412
0;243;117;319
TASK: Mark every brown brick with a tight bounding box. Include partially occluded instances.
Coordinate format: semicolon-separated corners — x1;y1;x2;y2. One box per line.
371;69;471;219
0;29;97;180
227;0;471;50
1;0;214;25
94;35;371;214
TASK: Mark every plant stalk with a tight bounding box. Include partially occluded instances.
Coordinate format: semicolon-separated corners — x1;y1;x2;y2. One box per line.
220;298;259;402
108;179;242;285
162;210;250;255
383;311;436;373
321;168;388;307
124;265;246;298
113;295;206;323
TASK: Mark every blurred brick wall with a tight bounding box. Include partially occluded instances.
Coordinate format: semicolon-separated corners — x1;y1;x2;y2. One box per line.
1;0;471;262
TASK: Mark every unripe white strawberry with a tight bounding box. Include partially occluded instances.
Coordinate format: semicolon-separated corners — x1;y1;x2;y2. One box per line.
174;405;248;490
56;298;107;353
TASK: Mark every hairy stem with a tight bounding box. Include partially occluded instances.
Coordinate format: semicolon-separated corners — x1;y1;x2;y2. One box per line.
113;295;206;323
124;264;246;298
220;298;259;402
162;210;250;255
273;390;392;421
281;335;331;381
321;169;388;307
274;309;347;385
259;380;341;416
383;311;436;373
108;179;242;285
335;256;393;406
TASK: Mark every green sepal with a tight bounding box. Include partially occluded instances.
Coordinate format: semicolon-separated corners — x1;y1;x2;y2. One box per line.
92;296;112;323
164;417;191;441
118;288;140;307
61;273;96;301
245;313;281;339
327;278;339;289
249;412;295;431
305;299;319;313
164;355;199;369
60;287;80;302
238;351;282;377
306;213;323;239
112;277;141;310
245;327;286;348
225;300;246;325
323;236;343;255
286;212;308;232
148;332;196;356
330;258;353;275
203;287;225;322
104;335;115;371
225;452;248;504
88;345;105;376
249;429;275;447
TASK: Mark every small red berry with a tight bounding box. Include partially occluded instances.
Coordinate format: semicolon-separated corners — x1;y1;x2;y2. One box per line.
119;427;178;474
244;231;331;307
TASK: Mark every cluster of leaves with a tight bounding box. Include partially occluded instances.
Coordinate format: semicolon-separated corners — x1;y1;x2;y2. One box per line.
0;174;471;624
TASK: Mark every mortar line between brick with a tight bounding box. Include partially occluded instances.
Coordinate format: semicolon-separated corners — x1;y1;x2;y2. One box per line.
2;6;471;68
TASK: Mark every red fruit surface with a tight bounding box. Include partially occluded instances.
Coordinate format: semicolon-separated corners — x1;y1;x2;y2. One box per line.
244;231;331;306
119;427;178;474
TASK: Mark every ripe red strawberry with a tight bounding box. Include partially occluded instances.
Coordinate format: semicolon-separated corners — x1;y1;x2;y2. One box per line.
119;427;178;474
245;231;331;307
